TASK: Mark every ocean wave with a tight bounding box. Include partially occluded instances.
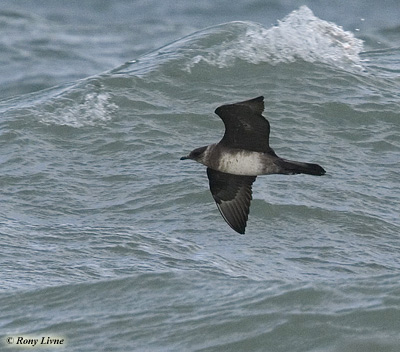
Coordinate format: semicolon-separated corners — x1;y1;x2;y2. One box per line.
186;6;364;71
116;6;364;76
0;6;368;128
38;90;118;128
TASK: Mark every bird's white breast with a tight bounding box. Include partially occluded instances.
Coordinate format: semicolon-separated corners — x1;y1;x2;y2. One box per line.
217;150;265;176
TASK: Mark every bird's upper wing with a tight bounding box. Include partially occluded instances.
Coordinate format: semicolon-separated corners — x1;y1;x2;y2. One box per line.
214;96;275;154
207;168;256;234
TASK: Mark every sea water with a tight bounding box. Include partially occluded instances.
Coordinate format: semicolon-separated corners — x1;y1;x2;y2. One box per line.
1;2;400;351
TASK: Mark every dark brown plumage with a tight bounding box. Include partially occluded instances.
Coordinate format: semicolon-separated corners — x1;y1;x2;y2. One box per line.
181;96;325;234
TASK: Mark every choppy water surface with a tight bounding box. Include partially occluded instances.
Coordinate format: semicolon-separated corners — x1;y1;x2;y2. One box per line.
1;2;400;351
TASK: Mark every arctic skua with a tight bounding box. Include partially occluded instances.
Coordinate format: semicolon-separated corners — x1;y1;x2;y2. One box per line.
181;96;325;234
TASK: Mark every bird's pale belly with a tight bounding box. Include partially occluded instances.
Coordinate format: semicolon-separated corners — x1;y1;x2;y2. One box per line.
215;151;267;176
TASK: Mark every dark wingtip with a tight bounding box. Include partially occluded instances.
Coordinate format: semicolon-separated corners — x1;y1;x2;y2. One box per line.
252;96;264;102
227;222;246;235
214;96;265;115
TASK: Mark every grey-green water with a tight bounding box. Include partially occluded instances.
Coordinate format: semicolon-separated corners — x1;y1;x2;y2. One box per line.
1;3;400;351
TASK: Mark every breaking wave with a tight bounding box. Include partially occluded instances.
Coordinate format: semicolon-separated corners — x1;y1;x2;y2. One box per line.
117;6;364;76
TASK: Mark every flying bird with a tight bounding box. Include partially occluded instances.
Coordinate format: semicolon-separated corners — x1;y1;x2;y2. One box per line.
181;96;325;234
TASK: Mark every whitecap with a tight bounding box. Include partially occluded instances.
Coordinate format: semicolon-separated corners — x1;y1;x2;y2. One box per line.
184;6;364;71
38;88;118;128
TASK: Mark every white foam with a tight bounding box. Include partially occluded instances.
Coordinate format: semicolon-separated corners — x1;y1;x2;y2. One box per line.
39;90;118;128
185;6;364;71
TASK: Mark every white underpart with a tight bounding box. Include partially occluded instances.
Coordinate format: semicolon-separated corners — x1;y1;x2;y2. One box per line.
217;151;265;176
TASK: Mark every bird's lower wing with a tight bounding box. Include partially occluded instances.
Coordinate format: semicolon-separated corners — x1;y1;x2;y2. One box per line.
207;168;256;234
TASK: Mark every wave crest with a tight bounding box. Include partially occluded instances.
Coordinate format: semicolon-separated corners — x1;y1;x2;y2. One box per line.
38;86;118;127
115;6;364;76
185;6;364;71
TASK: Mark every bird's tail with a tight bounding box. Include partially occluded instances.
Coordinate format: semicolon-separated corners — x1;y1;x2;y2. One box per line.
275;159;326;176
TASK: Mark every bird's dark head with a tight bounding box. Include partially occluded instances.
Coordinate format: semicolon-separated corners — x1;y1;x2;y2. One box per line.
180;146;208;162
